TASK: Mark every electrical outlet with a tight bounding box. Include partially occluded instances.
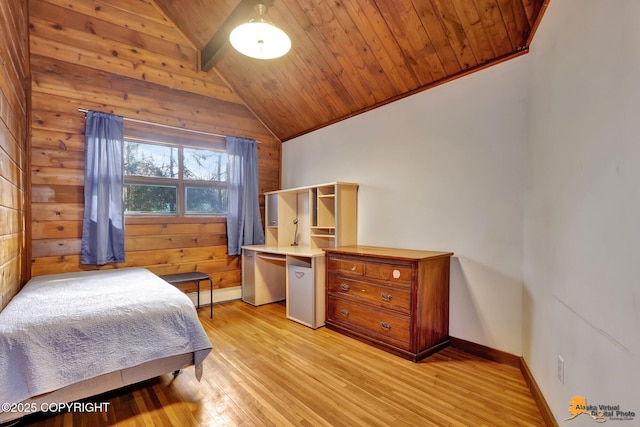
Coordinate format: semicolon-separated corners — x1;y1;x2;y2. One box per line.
557;355;565;384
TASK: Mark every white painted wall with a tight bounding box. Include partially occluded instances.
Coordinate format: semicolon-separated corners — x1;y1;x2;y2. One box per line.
525;0;640;423
283;57;529;356
282;0;640;423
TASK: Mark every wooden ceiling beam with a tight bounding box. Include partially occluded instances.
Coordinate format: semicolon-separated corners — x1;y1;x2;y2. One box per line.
200;0;274;71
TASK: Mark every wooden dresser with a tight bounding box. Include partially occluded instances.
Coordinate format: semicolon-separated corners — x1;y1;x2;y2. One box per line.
324;246;453;362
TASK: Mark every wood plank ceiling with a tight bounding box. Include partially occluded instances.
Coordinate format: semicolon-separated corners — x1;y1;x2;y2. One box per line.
153;0;549;141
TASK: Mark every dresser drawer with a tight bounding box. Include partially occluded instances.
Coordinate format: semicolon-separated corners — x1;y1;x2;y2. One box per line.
327;296;411;350
364;261;413;284
327;274;411;314
327;255;364;275
328;254;414;284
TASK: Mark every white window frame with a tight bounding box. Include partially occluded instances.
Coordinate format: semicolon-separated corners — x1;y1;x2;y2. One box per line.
123;139;228;217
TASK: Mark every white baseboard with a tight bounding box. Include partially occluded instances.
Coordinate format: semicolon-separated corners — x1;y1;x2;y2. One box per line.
184;286;241;307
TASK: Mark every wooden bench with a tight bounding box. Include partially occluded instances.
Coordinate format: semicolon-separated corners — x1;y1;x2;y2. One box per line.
159;272;213;318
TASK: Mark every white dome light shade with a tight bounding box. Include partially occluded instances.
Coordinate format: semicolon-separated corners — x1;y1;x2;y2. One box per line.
230;21;291;60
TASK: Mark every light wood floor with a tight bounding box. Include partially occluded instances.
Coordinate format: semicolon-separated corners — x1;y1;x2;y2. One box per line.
20;300;545;426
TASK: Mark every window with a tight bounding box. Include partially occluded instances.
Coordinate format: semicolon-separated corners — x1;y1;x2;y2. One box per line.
123;140;227;216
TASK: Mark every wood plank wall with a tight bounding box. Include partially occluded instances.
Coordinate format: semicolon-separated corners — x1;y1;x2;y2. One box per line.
0;0;29;310
28;0;281;293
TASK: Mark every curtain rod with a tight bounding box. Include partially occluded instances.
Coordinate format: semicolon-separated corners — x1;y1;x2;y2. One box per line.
77;108;260;142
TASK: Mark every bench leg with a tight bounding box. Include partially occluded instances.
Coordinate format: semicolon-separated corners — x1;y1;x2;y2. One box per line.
208;278;213;318
196;280;200;309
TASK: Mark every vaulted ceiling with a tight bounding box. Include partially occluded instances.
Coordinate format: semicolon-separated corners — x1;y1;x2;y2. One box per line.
153;0;549;141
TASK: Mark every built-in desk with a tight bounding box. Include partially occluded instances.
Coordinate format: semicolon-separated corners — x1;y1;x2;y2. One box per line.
241;245;326;329
242;182;359;329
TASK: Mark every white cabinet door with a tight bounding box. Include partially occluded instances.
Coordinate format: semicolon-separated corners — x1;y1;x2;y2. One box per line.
287;265;314;327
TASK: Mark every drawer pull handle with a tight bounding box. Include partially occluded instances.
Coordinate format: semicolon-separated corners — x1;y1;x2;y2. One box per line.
380;292;393;301
340;283;350;291
340;309;350;317
380;322;392;331
392;269;401;279
350;264;356;271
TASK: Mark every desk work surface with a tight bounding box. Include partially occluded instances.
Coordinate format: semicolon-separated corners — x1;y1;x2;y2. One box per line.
241;245;326;258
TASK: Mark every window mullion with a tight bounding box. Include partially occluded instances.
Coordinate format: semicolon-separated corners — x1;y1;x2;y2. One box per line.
125;176;177;186
178;147;185;216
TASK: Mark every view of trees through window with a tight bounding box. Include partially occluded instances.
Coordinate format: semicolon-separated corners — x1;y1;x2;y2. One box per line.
124;140;227;215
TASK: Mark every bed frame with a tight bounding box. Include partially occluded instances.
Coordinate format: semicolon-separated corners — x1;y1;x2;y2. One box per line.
0;352;197;424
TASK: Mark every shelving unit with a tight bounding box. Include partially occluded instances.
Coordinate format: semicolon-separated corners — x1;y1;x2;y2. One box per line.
264;182;358;250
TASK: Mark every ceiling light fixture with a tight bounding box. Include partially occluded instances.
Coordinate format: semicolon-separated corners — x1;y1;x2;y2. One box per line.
229;3;291;60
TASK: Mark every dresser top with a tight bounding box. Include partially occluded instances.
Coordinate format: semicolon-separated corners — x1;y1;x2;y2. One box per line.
323;245;453;261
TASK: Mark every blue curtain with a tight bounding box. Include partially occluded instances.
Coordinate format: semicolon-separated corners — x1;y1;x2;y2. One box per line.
81;111;125;265
226;136;265;255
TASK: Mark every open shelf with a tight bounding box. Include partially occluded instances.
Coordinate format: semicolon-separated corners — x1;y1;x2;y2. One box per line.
311;226;335;239
317;185;335;197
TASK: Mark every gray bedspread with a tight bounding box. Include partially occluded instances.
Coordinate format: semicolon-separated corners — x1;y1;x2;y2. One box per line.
0;268;212;405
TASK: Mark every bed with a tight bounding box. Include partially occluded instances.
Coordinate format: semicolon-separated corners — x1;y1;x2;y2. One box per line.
0;268;213;423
